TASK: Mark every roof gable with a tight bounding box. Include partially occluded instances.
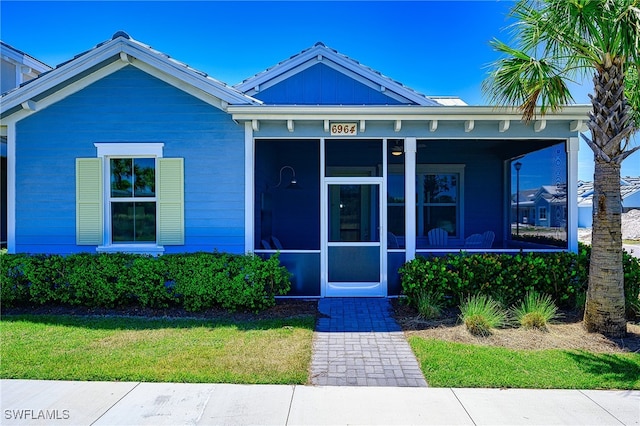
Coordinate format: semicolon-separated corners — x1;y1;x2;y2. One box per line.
234;42;441;106
254;62;407;105
578;177;640;205
1;32;260;119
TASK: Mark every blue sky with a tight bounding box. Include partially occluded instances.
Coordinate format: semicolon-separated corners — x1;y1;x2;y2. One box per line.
1;0;638;179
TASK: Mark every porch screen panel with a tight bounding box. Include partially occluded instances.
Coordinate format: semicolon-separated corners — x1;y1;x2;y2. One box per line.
416;169;461;248
328;246;380;282
254;139;320;250
387;144;405;248
509;142;567;248
325;139;382;177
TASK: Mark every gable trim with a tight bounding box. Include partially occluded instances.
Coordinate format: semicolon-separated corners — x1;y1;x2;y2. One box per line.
235;43;439;106
1;35;260;119
245;57;415;105
1;60;129;124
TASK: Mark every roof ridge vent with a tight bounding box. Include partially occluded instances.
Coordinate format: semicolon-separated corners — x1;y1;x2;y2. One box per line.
314;41;326;47
112;31;131;40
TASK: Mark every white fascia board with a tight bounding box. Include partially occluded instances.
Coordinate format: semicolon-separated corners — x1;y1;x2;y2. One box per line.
228;105;591;122
19;55;53;74
131;61;228;110
1;60;129;125
1;39;128;114
1;44;52;72
243;56;411;104
120;42;259;106
319;51;438;106
235;45;325;92
1;38;259;117
236;44;437;106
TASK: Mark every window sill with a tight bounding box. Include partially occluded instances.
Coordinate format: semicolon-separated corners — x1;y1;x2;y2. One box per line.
97;245;165;255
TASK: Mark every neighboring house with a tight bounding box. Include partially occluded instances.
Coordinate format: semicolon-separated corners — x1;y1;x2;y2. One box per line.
577;177;640;228
0;32;590;297
1;41;52;248
512;185;567;228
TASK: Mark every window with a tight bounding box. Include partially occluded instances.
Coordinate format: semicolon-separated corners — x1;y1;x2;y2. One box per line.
539;207;547;220
109;158;156;243
76;143;184;250
416;165;464;247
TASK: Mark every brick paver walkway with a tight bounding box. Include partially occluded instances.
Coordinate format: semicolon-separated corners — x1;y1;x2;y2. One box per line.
310;298;428;387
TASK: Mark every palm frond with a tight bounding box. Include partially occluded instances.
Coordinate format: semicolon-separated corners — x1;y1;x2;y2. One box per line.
483;40;573;121
484;0;640;123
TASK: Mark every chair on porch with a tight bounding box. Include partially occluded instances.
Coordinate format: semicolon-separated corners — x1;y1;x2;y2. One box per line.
464;233;484;248
482;231;495;248
270;236;283;250
387;232;399;249
464;231;495;249
428;228;448;246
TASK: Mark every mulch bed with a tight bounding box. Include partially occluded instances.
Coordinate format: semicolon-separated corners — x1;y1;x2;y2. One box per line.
2;299;320;322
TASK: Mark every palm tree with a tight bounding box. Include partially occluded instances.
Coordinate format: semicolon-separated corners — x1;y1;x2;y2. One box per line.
483;0;640;337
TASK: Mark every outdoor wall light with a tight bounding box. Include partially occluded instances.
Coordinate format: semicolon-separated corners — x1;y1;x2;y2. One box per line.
274;165;302;189
391;141;403;156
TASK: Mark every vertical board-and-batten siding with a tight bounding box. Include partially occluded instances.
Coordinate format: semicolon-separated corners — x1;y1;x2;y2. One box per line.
15;65;245;254
256;63;406;105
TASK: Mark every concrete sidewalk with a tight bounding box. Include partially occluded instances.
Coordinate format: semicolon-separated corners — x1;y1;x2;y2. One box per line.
2;380;638;425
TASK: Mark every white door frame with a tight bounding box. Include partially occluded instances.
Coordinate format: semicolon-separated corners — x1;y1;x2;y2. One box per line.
321;175;386;297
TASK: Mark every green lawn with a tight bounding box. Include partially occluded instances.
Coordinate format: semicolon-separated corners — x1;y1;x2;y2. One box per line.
1;315;315;384
5;314;639;389
409;337;640;389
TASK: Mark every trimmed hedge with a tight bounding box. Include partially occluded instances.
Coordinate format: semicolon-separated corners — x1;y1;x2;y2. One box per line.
0;251;291;312
399;244;640;317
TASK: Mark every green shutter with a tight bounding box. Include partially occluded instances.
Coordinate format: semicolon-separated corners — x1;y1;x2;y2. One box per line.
76;158;103;245
157;158;184;245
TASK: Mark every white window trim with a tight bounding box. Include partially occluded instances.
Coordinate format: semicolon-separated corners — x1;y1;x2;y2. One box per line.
94;143;165;253
539;206;547;220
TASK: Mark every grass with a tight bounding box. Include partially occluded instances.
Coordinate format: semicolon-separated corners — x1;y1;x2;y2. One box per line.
459;295;507;336
0;315;315;384
511;291;559;330
409;337;640;389
414;289;444;319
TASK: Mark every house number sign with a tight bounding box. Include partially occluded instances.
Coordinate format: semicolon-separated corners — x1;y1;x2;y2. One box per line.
330;122;358;136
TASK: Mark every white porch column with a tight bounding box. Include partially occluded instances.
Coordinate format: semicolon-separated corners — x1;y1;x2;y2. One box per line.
566;137;579;253
7;123;15;253
404;137;417;261
244;121;254;253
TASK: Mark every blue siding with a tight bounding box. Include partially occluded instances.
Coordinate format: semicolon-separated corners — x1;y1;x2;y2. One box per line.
15;65;245;254
255;63;405;105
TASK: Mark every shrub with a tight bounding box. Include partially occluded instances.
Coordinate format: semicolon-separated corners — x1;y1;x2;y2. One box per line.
578;242;640;318
399;248;640;316
459;295;507;336
0;252;31;306
0;251;290;312
511;291;559;330
414;289;444;319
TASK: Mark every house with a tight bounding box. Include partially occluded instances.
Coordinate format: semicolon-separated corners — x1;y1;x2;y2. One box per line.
0;32;590;297
1;41;53;248
512;185;567;228
577;177;640;228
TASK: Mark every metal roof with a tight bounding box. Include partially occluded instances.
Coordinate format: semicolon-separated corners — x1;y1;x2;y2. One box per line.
1;32;260;118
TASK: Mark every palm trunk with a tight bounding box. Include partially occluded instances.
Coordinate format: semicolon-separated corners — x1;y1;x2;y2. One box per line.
584;159;625;336
583;57;628;337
